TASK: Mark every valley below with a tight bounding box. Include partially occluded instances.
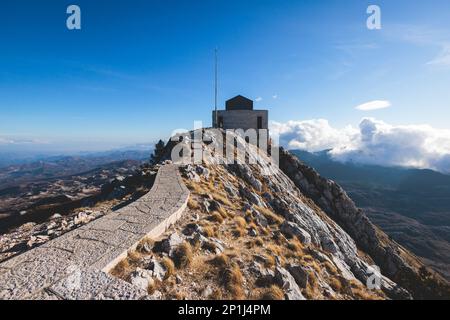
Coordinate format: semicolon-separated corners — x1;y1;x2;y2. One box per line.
291;150;450;280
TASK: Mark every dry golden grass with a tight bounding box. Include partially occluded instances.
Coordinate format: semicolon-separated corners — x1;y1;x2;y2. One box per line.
164;286;186;300
127;250;142;264
260;285;284;300
210;254;230;268
266;243;282;256
254;237;264;246
186;181;206;196
217;207;230;219
308;271;318;288
162;257;175;279
244;210;253;221
209;212;224;224
172;242;193;269
187;198;200;210
352;288;383;300
308;260;322;274
259;226;271;236
234;217;247;228
147;280;156;294
304;285;315;299
323;261;338;275
231;226;246;238
212;193;232;207
263;254;276;268
201;225;215;238
136;238;154;254
110;259;131;279
330;277;342;291
203;241;218;253
255;206;283;225
247;221;257;229
209;289;223;300
221;264;245;300
287;239;304;255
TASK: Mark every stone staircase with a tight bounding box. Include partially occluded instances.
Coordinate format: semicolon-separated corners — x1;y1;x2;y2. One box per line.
0;164;189;300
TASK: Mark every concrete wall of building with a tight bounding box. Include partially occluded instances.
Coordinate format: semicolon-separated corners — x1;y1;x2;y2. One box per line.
212;110;268;130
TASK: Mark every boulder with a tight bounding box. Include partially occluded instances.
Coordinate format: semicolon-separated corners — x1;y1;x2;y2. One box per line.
248;228;258;237
203;199;221;213
196;165;210;180
184;164;201;182
183;223;204;236
130;268;154;291
280;221;311;245
239;184;265;208
159;233;183;255
287;264;309;288
145;258;166;281
202;237;225;254
223;181;238;198
235;164;263;192
274;267;306;300
202;287;213;298
251;208;269;228
190;232;209;247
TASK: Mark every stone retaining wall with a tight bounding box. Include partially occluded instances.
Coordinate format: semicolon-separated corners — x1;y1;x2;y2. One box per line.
0;164;189;300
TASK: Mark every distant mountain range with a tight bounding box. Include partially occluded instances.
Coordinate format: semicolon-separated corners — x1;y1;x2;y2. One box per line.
291;149;450;280
0;147;155;233
0;146;154;169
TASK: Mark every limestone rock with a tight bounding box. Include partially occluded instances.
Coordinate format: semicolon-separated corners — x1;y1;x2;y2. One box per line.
145;258;166;281
238;184;265;208
274;266;306;300
251;208;269;228
196;165;210;180
223;181;238;198
159;233;183;255
287;264;309;288
146;290;162;300
130;268;154;291
280;221;311;245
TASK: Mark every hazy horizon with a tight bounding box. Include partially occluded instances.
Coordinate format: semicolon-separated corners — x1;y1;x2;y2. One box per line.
1;0;450;172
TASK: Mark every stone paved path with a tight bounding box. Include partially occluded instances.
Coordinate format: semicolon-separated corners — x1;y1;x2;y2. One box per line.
0;164;189;300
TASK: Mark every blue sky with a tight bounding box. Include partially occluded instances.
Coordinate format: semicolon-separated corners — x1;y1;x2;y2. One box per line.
1;0;450;153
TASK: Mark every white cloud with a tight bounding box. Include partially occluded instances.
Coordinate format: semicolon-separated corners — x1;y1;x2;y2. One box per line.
0;137;13;144
271;119;357;152
427;45;450;67
270;118;450;173
272;95;278;99
355;100;391;111
255;97;263;102
0;136;49;145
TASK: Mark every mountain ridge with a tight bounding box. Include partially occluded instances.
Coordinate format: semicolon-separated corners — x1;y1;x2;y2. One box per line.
289;149;450;280
112;129;448;299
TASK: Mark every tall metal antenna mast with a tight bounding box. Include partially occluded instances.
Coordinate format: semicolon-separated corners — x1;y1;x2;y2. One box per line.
214;47;218;128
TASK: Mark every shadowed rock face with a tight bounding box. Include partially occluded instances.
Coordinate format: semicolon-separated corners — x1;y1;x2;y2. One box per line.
278;147;450;299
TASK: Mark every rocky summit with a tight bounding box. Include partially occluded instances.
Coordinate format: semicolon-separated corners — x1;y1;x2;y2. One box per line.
1;129;449;300
110;130;449;300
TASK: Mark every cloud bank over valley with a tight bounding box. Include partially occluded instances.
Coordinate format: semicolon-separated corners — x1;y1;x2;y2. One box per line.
271;118;450;173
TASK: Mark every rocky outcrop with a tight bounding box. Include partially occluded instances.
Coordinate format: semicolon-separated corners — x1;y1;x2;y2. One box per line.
167;129;450;299
279;147;450;299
